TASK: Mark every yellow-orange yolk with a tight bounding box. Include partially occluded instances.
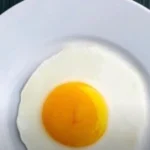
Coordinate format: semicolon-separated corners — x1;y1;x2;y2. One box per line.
42;82;108;147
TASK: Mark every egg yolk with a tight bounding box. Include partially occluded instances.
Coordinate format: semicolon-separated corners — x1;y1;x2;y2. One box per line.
42;82;108;147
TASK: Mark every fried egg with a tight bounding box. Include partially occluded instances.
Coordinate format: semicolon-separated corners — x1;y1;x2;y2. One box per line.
17;42;147;150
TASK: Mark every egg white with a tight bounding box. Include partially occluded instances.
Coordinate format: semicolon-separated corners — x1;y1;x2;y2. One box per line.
17;42;147;150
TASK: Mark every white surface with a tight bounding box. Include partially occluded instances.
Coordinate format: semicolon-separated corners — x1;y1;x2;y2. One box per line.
0;0;150;150
18;42;147;150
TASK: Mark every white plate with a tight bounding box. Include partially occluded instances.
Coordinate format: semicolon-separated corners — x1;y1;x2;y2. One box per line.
0;0;150;150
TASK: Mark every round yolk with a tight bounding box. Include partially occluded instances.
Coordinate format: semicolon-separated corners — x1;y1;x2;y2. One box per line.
42;82;108;147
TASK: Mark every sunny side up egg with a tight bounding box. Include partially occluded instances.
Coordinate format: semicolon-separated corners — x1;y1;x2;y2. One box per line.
17;42;147;150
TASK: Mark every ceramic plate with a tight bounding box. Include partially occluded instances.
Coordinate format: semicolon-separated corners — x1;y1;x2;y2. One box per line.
0;0;150;149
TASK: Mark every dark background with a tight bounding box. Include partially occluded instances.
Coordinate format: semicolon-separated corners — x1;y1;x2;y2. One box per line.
0;0;150;14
